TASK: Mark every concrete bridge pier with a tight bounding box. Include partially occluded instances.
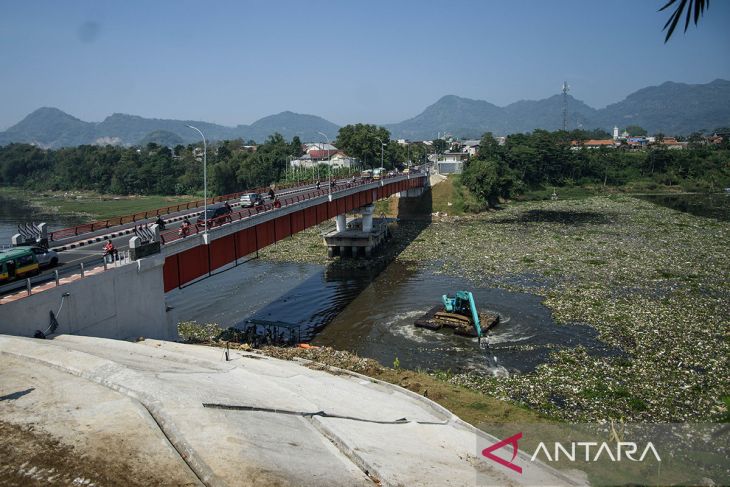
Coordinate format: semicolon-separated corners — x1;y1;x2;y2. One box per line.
398;187;425;198
335;214;346;232
361;204;374;232
324;205;387;259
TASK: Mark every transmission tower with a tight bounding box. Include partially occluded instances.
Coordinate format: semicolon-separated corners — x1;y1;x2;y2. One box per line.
562;81;570;131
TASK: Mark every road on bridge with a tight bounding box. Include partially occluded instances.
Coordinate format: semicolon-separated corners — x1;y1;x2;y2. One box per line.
0;175;399;297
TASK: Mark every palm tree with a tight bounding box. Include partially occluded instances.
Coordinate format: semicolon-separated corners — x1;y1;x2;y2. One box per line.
660;0;710;42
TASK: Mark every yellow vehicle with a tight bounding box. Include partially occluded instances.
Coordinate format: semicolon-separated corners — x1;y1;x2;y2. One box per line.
0;247;40;282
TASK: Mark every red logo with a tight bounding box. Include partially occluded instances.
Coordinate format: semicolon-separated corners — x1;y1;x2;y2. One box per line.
481;432;523;474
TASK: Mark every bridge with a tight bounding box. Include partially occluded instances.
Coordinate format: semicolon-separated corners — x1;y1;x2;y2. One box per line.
159;174;425;291
0;174;428;340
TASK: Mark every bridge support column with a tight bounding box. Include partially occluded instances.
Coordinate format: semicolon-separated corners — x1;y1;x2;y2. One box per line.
361;205;375;233
335;214;346;232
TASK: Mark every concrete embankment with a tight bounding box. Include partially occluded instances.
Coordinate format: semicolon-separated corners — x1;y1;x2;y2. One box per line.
0;334;580;486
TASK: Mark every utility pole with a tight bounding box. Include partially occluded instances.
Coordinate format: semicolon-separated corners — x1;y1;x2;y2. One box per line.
562;81;570;132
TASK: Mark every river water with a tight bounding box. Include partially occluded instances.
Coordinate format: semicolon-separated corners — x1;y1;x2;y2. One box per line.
165;258;614;374
0;193;85;245
634;192;730;221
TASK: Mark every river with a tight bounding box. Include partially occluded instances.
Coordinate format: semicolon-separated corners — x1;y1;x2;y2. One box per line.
0;193;85;245
634;192;730;221
165;258;614;375
3;191;726;375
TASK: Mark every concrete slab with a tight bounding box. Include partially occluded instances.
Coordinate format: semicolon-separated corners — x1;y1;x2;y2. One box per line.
0;354;201;486
0;335;583;486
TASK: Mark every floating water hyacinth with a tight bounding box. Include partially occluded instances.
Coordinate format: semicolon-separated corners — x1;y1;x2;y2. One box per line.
396;195;729;422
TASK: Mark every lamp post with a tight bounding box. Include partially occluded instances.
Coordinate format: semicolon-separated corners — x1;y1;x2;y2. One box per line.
186;124;208;239
375;136;385;173
317;131;332;196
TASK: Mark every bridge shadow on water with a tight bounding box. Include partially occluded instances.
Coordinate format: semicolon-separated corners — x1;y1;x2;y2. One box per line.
234;188;434;344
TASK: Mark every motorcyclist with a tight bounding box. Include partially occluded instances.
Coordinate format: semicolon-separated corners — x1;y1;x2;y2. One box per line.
103;238;118;261
155;215;166;230
179;218;191;237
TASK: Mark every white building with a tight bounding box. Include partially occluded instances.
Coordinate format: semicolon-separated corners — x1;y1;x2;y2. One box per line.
436;152;468;174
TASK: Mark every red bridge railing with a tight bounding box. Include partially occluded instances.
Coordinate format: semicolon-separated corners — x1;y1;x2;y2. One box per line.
158;178;375;245
48;178;318;242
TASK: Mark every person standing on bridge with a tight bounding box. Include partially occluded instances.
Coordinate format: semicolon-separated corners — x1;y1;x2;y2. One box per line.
268;188;275;200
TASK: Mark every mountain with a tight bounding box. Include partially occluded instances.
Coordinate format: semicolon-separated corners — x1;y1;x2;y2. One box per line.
386;95;503;140
1;79;728;147
0;107;96;148
139;130;185;147
501;95;598;133
95;114;236;145
242;111;341;142
386;80;730;139
591;79;730;135
0;109;341;148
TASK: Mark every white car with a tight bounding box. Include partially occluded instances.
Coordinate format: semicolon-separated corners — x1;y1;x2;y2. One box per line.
240;193;264;208
28;246;59;268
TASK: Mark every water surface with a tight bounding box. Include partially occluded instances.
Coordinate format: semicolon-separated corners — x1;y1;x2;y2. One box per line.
167;258;615;374
635;193;730;221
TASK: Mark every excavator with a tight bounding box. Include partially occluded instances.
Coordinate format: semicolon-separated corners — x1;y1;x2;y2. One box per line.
414;291;499;342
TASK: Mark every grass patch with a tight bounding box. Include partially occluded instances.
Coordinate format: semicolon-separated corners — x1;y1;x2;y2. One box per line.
0;187;196;220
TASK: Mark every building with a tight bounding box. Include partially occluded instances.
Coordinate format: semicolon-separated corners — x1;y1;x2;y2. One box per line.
570;139;617;150
303;143;337;154
291;149;358;168
436;152;468;174
459;139;481;156
658;137;685;150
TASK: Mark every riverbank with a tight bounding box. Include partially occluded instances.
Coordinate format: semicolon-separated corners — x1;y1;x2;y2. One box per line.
258;194;729;423
177;322;545;427
0;187;194;220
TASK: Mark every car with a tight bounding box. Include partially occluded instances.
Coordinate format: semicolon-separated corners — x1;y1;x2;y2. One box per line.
240;193;264;207
28;246;59;268
196;203;232;227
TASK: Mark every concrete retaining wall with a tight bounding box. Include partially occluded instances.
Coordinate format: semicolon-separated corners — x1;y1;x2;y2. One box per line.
0;256;175;341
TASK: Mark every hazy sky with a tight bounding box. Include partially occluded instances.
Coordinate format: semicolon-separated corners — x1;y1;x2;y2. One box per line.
1;0;728;129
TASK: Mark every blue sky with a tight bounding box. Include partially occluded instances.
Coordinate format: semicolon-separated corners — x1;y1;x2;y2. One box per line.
1;0;728;129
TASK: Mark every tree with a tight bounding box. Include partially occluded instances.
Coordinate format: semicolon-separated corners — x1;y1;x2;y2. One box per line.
477;132;501;160
660;0;709;42
432;139;448;154
290;136;304;156
625;125;647;137
335;124;390;169
461;159;500;207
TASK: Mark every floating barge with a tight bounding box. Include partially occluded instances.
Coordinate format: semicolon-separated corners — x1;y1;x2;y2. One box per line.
414;305;499;337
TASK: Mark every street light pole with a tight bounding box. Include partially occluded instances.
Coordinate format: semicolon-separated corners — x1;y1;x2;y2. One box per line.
375;137;385;172
186;124;208;239
318;131;332;196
